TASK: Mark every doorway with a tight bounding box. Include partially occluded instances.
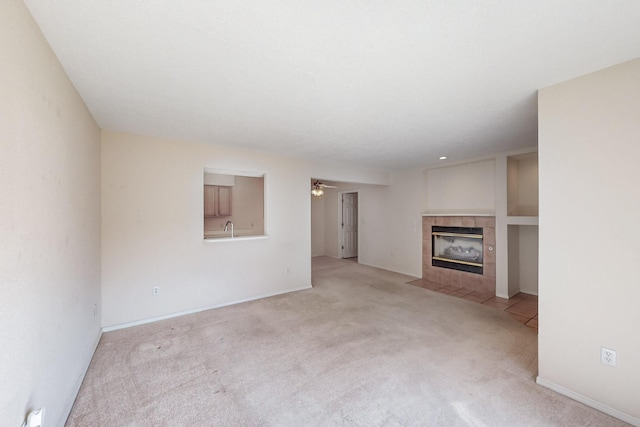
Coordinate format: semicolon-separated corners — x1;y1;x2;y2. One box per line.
341;192;358;259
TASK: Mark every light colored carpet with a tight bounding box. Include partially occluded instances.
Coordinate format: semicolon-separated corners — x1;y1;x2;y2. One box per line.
66;257;628;426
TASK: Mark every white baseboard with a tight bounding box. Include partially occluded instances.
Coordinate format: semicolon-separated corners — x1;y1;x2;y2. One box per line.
536;376;640;426
102;285;312;332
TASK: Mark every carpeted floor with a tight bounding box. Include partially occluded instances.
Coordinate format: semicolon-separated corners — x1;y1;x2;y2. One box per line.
66;257;629;426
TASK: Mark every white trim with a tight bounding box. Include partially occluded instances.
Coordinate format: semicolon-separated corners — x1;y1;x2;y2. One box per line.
101;285;312;332
536;377;640;426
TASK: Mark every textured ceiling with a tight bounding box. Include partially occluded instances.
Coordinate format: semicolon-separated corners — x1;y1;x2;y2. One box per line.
24;0;640;171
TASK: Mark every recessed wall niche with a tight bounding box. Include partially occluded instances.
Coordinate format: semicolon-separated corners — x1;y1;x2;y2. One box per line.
507;152;538;216
203;168;265;239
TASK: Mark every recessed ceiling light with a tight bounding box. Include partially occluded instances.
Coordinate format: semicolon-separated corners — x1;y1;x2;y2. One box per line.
439;156;448;160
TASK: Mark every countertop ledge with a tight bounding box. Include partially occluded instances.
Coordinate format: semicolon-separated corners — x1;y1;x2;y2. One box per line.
203;235;268;242
422;213;495;217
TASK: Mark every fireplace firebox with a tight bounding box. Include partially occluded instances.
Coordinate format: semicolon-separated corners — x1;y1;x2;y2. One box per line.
432;226;483;274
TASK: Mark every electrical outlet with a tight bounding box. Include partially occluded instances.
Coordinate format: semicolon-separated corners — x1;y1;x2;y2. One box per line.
152;287;159;296
25;408;45;427
601;347;616;367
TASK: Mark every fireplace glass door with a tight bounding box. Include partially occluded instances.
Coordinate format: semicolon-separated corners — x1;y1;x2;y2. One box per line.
432;226;483;274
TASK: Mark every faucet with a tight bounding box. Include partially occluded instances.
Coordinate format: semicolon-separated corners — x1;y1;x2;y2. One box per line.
224;220;234;238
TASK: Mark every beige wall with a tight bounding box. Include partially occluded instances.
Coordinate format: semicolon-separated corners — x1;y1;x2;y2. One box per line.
384;168;426;276
310;159;518;280
311;194;325;257
101;134;390;328
310;182;408;273
0;1;102;425
506;225;539;296
516;155;538;216
517;226;538;295
507;225;521;295
506;157;520;216
322;187;340;258
507;153;538;216
101;131;315;327
538;57;640;423
425;159;496;214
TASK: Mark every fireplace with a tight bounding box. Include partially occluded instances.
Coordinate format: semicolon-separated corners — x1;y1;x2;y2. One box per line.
432;226;483;274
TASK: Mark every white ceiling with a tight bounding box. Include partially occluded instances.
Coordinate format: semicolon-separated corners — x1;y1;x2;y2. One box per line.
24;0;640;171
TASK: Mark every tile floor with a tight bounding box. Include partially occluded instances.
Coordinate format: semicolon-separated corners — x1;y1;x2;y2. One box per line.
407;278;538;332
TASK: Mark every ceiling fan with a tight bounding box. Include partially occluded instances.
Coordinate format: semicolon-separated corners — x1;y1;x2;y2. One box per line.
311;180;336;197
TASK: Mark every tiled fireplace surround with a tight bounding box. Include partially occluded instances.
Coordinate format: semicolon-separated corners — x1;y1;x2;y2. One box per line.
422;216;496;295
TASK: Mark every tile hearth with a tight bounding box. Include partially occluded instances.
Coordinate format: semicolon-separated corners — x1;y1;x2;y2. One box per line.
407;278;538;333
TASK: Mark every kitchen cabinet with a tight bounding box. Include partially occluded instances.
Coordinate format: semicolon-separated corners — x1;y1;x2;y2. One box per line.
217;186;231;216
204;185;232;217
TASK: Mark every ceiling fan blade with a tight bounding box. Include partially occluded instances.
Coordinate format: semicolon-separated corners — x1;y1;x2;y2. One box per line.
312;180;337;188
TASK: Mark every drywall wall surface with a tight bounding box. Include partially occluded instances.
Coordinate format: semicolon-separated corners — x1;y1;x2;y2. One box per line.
380;168;425;277
231;176;265;235
538;57;640;421
506;225;538;296
313;167;446;278
310;165;424;273
101;131;315;326
506;157;520;216
203;172;236;186
507;225;521;297
316;182;393;270
322;187;340;258
311;195;326;257
518;226;538;295
310;163;390;186
340;185;389;269
425;159;495;214
506;153;538;216
0;1;102;425
516;155;538;216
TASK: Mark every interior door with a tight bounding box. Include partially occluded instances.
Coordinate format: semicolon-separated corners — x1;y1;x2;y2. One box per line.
341;192;358;258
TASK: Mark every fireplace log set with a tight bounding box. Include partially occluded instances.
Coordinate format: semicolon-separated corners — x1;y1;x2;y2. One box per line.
432;226;483;274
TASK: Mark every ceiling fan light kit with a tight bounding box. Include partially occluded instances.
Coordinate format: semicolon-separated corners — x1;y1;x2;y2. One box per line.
311;186;324;197
311;180;336;197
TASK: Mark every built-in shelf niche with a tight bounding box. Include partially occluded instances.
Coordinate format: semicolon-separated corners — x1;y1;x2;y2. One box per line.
505;151;539;297
507;224;539;296
507;152;538;217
